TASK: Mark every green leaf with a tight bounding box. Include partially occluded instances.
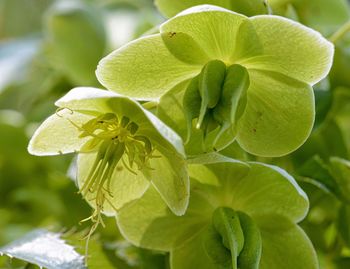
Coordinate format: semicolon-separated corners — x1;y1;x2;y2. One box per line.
337;204;350;248
293;0;350;35
0;229;85;269
236;70;315;157
46;2;106;85
245;15;334;85
330;157;350;203
96;34;200;100
154;0;268;18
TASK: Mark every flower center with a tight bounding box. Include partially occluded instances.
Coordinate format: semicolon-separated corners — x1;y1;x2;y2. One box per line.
60;111;156;245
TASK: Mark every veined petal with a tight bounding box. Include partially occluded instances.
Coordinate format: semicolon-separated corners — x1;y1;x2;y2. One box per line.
28;109;93;156
143;149;189;216
231;162;309;223
77;152;150;216
160;5;248;63
155;0;268;18
155;0;232;18
170;228;218;269
117;185;210;251
258;217;318;269
236;70;315;157
96;34;200;100
245;15;334;85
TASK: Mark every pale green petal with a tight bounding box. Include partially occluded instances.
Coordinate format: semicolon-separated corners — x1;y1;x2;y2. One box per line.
96;34;200;100
244;15;334;85
117;185;211;251
170;228;218;269
236;70;315;157
55;86;118;112
231;163;309;223
258;217;318;269
77;152;150;215
155;0;268;18
56;87;186;157
143;149;189;216
28;109;92;156
160;5;248;63
155;0;232;18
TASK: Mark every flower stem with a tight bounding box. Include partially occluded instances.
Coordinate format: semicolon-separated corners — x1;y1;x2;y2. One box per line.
329;20;350;44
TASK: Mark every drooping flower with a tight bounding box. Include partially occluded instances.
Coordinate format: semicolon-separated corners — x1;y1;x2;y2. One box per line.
28;87;189;233
96;5;334;157
117;156;317;269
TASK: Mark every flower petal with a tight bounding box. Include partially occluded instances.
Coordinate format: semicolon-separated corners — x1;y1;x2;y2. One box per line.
170;228;218;269
160;5;249;62
56;87;186;158
96;34;200;100
28;109;92;156
236;70;315;157
117;185;210;251
77;152;150;215
155;0;268;18
244;15;334;85
258;216;318;269
231;162;309;223
143;149;189;216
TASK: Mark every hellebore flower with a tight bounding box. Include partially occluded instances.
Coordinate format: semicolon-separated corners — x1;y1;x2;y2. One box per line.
117;157;317;269
96;5;334;157
28;87;189;232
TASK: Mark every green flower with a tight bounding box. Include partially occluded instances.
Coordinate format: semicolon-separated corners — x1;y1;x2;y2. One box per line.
117;157;317;269
28;87;189;231
96;5;334;157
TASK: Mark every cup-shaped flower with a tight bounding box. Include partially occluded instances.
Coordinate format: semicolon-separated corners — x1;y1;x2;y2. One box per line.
117;158;317;269
96;5;334;157
28;87;189;228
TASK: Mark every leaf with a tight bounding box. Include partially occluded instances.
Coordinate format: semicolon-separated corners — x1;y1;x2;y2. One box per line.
0;229;85;269
330;157;350;203
236;70;315;157
337;204;350;248
46;1;106;85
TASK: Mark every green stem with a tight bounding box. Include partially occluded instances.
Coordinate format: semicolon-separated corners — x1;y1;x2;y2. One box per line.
329;20;350;43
